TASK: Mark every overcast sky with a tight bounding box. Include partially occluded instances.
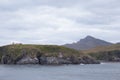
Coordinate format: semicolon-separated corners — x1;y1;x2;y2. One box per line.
0;0;120;45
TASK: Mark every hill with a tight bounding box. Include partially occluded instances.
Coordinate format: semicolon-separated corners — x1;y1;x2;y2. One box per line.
83;44;120;53
0;44;99;64
64;36;112;50
82;44;120;62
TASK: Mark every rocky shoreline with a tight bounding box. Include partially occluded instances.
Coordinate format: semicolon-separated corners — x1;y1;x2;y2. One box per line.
0;53;100;65
0;44;100;65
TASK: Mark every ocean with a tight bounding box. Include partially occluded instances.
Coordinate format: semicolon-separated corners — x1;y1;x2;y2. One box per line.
0;63;120;80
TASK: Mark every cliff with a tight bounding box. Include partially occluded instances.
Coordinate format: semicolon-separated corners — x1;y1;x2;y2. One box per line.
0;44;100;65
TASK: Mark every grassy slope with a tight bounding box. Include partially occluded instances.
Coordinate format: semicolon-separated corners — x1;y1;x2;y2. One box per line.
82;44;120;61
83;44;120;53
0;44;83;60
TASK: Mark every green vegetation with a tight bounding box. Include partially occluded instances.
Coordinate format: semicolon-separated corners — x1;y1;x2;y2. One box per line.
83;44;120;53
82;44;120;61
0;44;82;61
88;50;120;61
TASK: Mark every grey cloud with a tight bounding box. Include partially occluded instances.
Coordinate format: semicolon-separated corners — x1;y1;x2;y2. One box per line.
0;0;120;45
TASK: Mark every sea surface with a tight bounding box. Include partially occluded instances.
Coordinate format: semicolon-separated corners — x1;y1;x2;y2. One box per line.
0;63;120;80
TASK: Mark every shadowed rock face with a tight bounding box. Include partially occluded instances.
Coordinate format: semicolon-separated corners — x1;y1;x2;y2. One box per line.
1;50;43;64
0;50;100;65
64;36;112;50
1;53;100;65
1;54;38;64
80;56;100;64
1;55;13;64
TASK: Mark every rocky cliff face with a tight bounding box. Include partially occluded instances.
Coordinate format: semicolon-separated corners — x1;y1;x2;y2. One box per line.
0;52;100;65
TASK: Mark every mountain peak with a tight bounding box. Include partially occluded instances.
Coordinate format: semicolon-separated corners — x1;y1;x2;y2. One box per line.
84;35;95;40
85;35;94;39
64;36;113;50
79;35;96;43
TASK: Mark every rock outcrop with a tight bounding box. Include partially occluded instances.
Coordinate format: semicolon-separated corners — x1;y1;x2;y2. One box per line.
79;56;100;64
38;56;72;65
16;56;38;64
1;54;100;65
1;55;13;64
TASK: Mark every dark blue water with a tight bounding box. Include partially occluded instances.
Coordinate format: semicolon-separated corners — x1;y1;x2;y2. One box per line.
0;63;120;80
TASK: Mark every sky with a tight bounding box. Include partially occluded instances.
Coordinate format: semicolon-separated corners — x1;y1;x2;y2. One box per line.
0;0;120;45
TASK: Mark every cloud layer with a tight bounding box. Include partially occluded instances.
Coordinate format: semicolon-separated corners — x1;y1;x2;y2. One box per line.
0;0;120;45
